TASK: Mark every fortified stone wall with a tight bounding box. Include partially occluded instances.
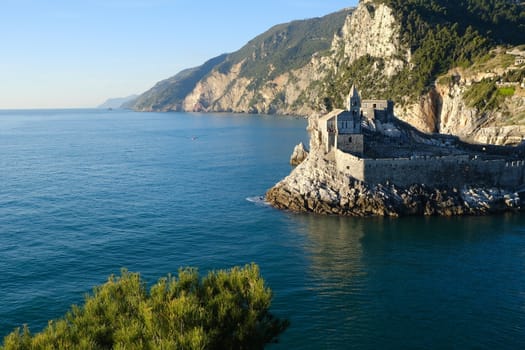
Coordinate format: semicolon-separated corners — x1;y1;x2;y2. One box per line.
364;155;469;187
336;151;525;188
498;160;525;187
319;111;338;152
335;150;365;181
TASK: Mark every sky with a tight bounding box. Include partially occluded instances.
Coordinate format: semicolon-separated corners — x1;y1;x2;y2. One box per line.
0;0;358;109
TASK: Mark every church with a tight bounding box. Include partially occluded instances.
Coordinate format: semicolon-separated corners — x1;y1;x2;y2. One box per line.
319;85;394;154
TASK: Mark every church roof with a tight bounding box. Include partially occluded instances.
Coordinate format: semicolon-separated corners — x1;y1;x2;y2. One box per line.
349;84;359;99
319;109;344;123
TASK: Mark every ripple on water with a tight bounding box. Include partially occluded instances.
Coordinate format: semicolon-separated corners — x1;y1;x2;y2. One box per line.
1;110;525;349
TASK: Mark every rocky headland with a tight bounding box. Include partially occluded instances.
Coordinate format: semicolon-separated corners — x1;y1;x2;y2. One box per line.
266;116;525;217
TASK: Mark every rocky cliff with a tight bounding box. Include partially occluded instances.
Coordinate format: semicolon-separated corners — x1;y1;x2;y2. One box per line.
289;142;308;166
403;50;525;145
331;1;407;78
128;0;525;145
128;9;351;116
321;1;525;145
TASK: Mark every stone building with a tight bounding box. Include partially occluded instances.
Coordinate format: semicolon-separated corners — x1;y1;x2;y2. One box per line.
316;86;525;188
319;85;393;154
361;99;394;123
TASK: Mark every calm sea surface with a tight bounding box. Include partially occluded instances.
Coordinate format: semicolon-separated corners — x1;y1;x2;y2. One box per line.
0;109;524;349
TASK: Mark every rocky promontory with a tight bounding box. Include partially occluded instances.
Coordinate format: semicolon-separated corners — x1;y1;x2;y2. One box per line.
266;117;525;217
266;151;522;217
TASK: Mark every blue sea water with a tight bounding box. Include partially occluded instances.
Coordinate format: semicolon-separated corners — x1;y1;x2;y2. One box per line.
0;109;524;349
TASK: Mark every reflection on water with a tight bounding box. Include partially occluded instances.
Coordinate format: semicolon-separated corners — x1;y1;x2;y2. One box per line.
284;213;525;349
295;215;366;294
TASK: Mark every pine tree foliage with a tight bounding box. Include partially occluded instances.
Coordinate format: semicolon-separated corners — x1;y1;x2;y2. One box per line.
2;264;289;350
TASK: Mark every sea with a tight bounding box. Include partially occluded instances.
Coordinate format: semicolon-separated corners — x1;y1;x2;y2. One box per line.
0;109;524;349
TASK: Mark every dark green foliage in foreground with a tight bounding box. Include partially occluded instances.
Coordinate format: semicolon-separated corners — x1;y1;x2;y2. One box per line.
2;264;289;350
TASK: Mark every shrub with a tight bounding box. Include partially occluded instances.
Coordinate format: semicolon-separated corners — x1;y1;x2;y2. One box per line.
464;79;498;110
498;87;515;97
2;264;289;350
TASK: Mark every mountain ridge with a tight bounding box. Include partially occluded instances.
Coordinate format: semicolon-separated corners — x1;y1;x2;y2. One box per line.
127;0;525;145
126;8;352;114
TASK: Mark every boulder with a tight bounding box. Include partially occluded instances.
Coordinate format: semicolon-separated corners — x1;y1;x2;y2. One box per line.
290;142;309;166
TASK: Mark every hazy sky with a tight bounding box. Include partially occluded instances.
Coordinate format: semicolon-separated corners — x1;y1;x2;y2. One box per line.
0;0;358;109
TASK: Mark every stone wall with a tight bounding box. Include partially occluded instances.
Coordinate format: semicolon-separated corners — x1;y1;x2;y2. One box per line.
363;155;468;187
362;100;389;110
361;100;394;123
337;134;364;154
336;151;525;188
319;118;335;152
335;150;365;181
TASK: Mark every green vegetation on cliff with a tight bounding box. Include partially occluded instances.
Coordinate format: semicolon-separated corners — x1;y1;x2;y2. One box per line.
380;0;525;47
320;0;525;110
2;264;288;350
383;0;524;91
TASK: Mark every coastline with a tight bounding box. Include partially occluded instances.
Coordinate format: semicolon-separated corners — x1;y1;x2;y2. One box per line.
266;150;524;217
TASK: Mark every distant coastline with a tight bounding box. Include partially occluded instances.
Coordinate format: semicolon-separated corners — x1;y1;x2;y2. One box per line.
97;95;138;109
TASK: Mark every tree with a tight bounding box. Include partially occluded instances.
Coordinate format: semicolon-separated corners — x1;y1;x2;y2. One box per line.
2;264;289;350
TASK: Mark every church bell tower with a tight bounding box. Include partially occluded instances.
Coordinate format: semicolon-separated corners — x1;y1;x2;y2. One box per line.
347;84;361;116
